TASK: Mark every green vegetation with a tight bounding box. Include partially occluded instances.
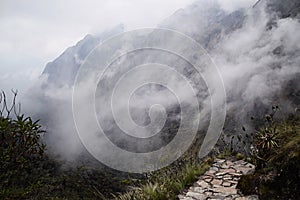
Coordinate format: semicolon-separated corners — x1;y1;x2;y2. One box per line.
0;91;213;199
115;158;213;200
237;114;300;199
0;91;127;199
2;90;298;199
216;106;300;200
0;90;46;198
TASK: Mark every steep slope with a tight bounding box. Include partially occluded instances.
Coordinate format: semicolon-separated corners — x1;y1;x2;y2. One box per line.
159;0;245;49
26;0;300;162
41;0;300;88
40;1;247;87
42;24;124;86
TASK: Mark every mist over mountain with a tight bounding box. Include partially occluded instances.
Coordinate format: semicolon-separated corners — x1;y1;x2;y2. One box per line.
24;0;300;164
42;24;125;87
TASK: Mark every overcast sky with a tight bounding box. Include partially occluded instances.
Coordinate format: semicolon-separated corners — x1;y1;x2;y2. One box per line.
0;0;257;95
0;0;197;94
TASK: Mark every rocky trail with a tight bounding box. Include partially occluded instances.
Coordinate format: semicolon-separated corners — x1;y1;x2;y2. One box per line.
178;159;258;200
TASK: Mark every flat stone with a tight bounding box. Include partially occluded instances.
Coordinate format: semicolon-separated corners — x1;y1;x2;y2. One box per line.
211;167;219;171
205;178;212;182
222;181;231;187
182;197;194;200
202;175;212;179
221;164;230;169
227;180;238;184
206;170;217;175
186;191;206;199
232;166;255;175
234;160;246;165
213;184;223;188
215;172;227;176
212;187;238;195
205;174;214;178
226;161;234;166
229;172;242;177
246;163;255;168
219;168;236;174
216;159;226;163
204;191;213;196
179;159;257;200
193;187;205;193
211;179;222;186
210;194;228;199
197;180;210;188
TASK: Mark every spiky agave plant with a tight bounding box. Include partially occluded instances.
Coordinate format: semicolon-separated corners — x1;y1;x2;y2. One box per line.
251;106;280;168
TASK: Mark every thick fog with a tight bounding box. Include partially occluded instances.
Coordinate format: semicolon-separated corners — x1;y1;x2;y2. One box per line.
22;0;300;171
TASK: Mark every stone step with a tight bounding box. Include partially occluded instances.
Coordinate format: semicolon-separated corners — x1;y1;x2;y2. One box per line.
179;159;258;200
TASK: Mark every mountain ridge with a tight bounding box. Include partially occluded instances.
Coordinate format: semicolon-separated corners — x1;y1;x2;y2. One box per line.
27;0;300;162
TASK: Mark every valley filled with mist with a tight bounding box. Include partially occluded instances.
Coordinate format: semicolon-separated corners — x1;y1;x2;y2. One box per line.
1;0;300;199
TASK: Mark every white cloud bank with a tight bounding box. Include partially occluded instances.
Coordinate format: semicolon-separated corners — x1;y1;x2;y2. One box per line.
217;0;258;13
0;0;195;95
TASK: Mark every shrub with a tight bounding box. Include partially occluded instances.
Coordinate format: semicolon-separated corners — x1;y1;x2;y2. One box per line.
238;113;300;199
114;157;213;200
250;106;280;168
215;106;281;168
0;90;47;198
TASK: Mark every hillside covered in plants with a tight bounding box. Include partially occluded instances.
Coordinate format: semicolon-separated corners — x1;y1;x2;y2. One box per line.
1;0;300;199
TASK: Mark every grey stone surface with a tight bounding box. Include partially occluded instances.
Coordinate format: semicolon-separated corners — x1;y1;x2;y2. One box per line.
179;159;258;199
186;191;206;199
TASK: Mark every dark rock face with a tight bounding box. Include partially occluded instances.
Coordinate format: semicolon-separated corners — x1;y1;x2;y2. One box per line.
41;0;300;88
41;2;248;87
265;0;300;18
30;0;300;161
43;35;98;86
158;0;249;52
42;25;124;86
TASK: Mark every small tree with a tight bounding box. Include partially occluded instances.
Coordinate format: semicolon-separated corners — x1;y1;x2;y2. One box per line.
0;90;46;196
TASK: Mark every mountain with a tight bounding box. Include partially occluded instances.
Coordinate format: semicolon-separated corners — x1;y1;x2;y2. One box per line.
42;0;300;87
27;0;300;162
158;0;245;49
41;1;246;87
263;0;300;18
42;24;124;86
41;0;300;87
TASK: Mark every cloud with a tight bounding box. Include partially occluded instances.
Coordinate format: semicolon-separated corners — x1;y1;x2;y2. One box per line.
217;0;257;13
6;0;300;168
0;0;194;93
213;5;300;121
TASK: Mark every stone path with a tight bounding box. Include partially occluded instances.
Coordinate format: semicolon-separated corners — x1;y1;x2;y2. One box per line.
178;159;259;200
